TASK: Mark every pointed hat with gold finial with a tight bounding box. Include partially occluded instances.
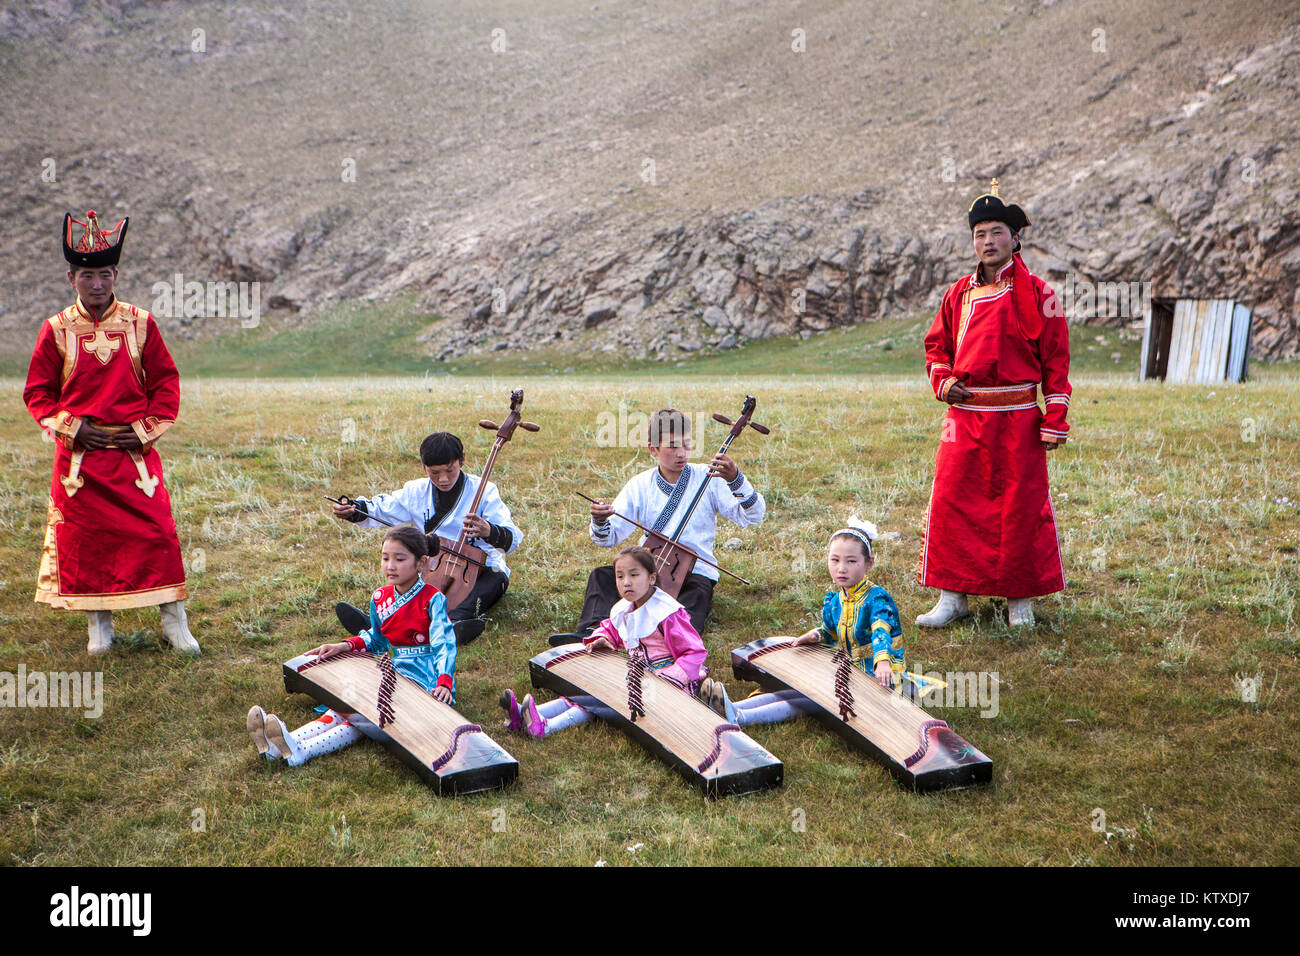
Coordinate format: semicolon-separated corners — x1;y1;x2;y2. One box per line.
967;178;1031;232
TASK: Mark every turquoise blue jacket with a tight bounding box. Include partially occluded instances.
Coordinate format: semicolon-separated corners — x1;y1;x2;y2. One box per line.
817;578;905;676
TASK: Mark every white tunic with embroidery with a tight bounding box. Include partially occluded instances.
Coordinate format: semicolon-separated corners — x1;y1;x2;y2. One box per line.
589;464;765;582
353;473;522;577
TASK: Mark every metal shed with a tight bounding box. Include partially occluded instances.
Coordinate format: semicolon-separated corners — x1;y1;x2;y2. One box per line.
1140;298;1253;383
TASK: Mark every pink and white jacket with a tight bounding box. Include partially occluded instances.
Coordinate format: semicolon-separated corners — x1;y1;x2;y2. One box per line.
582;588;707;689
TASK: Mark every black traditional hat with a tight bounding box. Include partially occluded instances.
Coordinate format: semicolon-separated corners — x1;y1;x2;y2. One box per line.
967;179;1030;232
63;210;129;268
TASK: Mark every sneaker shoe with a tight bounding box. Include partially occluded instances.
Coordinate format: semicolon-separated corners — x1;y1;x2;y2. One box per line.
547;630;592;648
695;677;713;703
711;681;738;724
454;618;486;645
698;678;723;716
521;694;547;739
499;689;523;732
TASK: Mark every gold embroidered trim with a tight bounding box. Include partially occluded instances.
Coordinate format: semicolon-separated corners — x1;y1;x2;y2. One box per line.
36;501;63;600
36;582;187;612
57;299;149;385
128;448;159;497
60;449;86;497
81;327;123;365
954;276;1014;360
130;416;172;446
55;309;77;385
124;308;145;384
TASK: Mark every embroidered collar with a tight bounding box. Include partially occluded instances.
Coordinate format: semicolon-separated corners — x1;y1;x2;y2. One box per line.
381;577;425;620
74;296;119;323
653;465;689;496
970;257;1015;289
608;587;682;651
649;464;694;535
833;578;872;651
839;578;872;603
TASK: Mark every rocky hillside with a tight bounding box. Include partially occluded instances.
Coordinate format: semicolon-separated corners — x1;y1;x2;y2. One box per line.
1;0;1297;362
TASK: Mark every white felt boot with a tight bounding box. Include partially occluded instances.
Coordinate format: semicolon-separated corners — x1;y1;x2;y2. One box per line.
1007;598;1035;627
159;601;201;655
87;611;115;656
915;590;971;627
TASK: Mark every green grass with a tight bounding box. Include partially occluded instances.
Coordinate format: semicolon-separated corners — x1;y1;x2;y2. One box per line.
0;361;1297;865
0;296;1159;380
167;299;448;379
167;298;1150;379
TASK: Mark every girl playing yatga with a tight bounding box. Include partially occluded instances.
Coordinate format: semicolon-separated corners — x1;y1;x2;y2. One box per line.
702;517;905;726
246;527;458;766
500;546;706;738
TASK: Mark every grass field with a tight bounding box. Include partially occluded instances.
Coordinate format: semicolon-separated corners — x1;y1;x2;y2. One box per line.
1;325;1297;866
0;296;1147;381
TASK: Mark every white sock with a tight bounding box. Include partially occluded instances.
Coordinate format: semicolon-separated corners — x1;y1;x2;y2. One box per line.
264;715;326;760
286;722;363;767
292;710;347;744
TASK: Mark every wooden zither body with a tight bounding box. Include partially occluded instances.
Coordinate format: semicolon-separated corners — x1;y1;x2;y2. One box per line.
731;637;992;792
282;650;518;795
529;645;783;798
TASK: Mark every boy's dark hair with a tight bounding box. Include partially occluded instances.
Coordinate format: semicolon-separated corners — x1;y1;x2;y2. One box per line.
383;526;440;560
614;546;658;577
647;409;690;447
420;432;464;466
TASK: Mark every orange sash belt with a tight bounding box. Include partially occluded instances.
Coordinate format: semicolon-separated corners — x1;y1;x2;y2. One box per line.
952;384;1038;410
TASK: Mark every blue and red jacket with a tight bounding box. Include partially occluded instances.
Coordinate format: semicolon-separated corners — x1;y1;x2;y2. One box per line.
345;578;458;701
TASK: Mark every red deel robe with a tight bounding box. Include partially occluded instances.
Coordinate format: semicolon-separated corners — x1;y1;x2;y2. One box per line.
918;255;1071;599
23;297;187;610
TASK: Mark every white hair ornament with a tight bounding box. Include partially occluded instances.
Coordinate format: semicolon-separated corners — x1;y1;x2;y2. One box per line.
830;515;878;556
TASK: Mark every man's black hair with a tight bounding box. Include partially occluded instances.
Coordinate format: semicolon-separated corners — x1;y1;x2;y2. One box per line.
420;432;464;466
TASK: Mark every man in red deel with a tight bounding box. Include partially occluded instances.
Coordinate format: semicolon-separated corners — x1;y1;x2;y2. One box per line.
916;180;1072;629
24;210;200;655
